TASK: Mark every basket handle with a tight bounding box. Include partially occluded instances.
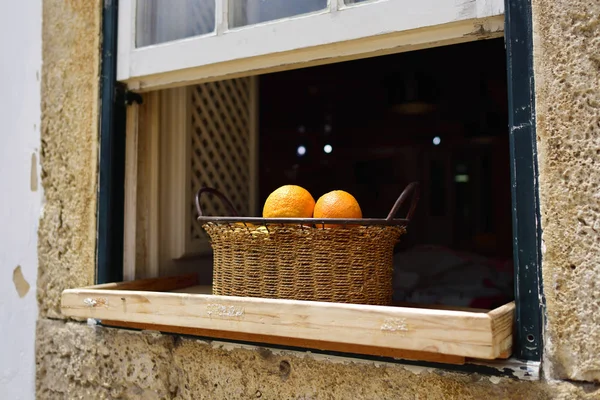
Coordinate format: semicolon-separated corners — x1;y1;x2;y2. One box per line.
195;187;240;217
386;182;420;221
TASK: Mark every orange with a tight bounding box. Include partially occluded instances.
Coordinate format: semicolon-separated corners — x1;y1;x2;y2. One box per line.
262;185;316;218
313;190;362;228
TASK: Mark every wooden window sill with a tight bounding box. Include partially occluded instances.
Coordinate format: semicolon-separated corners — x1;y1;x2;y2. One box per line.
61;274;514;366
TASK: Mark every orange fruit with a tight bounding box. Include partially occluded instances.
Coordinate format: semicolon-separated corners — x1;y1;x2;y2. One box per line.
262;185;316;218
313;190;362;228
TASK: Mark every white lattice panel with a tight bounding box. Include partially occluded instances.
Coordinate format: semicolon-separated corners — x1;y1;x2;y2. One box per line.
189;77;256;247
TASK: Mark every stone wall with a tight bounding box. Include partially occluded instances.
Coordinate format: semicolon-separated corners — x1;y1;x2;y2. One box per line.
37;0;100;318
35;0;600;397
37;319;600;400
532;0;600;383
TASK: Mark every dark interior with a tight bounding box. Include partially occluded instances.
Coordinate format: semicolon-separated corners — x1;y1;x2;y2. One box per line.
258;38;514;309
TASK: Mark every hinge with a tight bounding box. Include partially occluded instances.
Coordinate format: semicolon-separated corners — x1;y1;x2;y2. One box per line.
116;83;143;106
124;90;143;106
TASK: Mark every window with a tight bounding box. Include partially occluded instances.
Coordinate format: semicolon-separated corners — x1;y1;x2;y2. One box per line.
84;0;542;374
117;0;504;89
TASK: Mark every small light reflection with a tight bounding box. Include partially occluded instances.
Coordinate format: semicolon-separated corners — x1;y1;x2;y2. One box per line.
455;174;470;183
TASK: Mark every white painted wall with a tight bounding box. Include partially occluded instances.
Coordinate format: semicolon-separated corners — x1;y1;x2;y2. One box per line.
0;1;42;399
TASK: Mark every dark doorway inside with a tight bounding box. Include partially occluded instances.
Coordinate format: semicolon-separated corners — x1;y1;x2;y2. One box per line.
259;38;513;309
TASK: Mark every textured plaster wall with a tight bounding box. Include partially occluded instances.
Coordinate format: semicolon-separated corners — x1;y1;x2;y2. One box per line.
532;0;600;383
35;0;600;398
37;0;101;318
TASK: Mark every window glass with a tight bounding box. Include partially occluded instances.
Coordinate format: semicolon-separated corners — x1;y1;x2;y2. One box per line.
136;0;216;47
229;0;327;28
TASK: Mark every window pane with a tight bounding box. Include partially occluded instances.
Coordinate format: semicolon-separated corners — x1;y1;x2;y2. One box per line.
229;0;327;28
136;0;216;47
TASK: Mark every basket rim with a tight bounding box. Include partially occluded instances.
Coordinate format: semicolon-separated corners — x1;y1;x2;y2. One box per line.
198;216;410;227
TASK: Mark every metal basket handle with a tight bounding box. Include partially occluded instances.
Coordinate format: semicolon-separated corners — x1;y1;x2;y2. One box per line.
195;187;240;217
386;182;420;222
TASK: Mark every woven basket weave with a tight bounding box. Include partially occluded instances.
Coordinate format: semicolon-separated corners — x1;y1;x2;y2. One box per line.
196;183;419;305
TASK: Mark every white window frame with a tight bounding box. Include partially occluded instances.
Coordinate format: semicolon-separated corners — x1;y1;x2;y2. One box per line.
118;0;504;91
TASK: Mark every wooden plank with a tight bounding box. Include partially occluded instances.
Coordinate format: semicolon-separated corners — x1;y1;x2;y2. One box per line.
85;274;198;292
177;285;515;364
100;319;465;365
160;87;190;261
146;92;161;278
175;287;497;314
123;102;139;281
61;281;513;359
133;90;161;279
489;301;515;358
178;286;496;315
392;301;490;313
171;285;212;294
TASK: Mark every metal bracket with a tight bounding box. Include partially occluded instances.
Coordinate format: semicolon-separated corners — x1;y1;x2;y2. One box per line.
124;90;143;106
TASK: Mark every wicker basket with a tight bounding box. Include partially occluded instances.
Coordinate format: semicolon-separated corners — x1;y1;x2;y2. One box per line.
196;183;420;305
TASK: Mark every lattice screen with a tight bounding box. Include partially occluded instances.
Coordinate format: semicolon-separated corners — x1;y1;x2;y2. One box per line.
189;77;255;248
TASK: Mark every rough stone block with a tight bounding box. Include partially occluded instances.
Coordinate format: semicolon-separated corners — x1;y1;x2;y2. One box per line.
36;319;600;400
38;0;101;318
532;0;600;382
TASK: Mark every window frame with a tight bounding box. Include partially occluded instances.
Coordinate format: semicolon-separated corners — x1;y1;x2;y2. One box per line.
117;0;504;91
503;0;543;362
97;0;543;364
